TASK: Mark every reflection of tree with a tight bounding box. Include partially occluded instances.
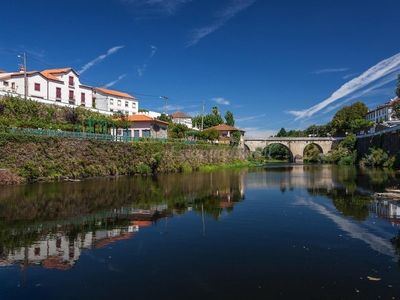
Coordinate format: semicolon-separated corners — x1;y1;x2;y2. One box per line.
327;190;370;221
0;169;246;257
390;231;400;266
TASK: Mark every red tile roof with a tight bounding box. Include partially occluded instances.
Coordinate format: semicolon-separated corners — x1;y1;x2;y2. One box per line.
170;111;191;118
95;87;137;100
115;114;169;125
206;124;245;132
41;68;77;81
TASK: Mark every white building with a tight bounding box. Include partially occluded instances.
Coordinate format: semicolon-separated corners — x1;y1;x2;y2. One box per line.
365;98;400;123
0;68;93;107
170;110;199;130
93;87;138;116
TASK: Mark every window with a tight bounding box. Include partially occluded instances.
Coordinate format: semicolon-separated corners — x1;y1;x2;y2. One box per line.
34;83;40;91
69;90;74;101
69;76;74;86
134;130;139;138
110;98;114;105
117;129;122;135
56;87;61;99
142;130;151;137
11;82;15;89
3;81;8;86
81;92;85;103
132;102;137;109
125;101;129;108
117;100;121;106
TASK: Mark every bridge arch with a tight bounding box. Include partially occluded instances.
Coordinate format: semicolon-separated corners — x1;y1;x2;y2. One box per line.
244;137;337;163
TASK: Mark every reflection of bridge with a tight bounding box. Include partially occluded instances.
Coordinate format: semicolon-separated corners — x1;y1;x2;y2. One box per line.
244;137;340;162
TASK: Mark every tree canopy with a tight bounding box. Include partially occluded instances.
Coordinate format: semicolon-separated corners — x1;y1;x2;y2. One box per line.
395;74;400;98
330;101;368;133
224;111;235;126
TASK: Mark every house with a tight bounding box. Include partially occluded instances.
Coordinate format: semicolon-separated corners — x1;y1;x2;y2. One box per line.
112;114;168;138
93;87;138;116
365;98;400;123
205;124;245;147
170;111;197;129
0;68;92;107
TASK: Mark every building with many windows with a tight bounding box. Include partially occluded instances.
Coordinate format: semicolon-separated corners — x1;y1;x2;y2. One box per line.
365;98;400;124
0;68;92;107
0;67;139;116
93;87;138;116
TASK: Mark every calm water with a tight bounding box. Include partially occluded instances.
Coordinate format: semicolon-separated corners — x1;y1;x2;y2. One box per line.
1;165;400;299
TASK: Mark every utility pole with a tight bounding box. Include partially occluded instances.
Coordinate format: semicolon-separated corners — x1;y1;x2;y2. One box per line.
201;100;204;130
162;96;168;114
18;53;27;99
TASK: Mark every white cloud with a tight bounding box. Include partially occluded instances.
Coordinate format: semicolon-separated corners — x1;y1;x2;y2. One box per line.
78;46;124;74
186;0;258;47
312;68;349;74
211;97;230;105
104;74;127;88
122;0;192;16
286;52;400;120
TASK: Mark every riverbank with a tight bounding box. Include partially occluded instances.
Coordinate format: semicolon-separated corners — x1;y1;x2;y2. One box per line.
0;134;249;185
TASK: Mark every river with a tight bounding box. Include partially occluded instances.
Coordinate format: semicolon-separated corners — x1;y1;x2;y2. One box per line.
0;164;399;299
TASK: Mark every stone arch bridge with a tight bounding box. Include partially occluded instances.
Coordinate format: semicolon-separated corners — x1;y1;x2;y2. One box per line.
244;137;340;163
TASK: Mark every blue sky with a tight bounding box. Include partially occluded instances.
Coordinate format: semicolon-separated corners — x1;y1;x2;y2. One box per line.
1;0;400;137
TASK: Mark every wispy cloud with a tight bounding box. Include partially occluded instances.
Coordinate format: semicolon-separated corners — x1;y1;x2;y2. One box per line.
137;45;157;76
121;0;192;17
137;64;147;77
286;53;400;120
342;73;358;79
78;46;124;74
150;45;157;57
240;127;276;138
186;0;258;47
104;74;127;88
236;114;265;122
312;68;349;74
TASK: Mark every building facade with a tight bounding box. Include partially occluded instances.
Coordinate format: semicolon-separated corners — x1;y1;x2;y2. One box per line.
94;87;138;116
112;114;168;138
365;98;399;123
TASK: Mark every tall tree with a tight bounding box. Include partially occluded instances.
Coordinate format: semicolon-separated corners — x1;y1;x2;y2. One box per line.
224;111;235;126
212;106;219;115
395;74;400;98
330;101;368;133
276;127;287;137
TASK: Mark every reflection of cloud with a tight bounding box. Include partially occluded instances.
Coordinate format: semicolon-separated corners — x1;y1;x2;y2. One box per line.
78;46;124;74
186;0;257;47
211;97;230;105
104;74;127;88
297;197;397;260
286;53;400;120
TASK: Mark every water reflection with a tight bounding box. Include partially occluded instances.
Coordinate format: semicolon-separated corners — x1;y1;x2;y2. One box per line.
1;165;400;298
0;170;246;271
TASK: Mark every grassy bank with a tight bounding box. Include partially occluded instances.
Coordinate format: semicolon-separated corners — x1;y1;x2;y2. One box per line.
0;134;249;184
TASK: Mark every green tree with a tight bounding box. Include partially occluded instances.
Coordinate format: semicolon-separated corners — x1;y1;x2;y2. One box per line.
395;74;400;98
224;111;235;126
276;127;287;137
212;106;219;115
168;123;189;138
196;128;220;141
330;101;368;133
192;114;224;129
391;102;400;120
157;113;171;123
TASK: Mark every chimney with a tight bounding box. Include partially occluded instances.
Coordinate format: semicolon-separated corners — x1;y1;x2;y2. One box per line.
20;68;25;72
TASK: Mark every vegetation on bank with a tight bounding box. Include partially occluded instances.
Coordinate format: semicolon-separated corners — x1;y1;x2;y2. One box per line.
0;133;248;183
